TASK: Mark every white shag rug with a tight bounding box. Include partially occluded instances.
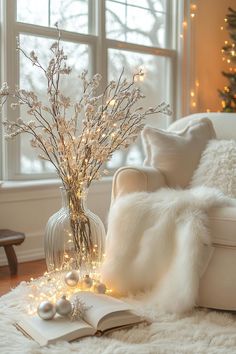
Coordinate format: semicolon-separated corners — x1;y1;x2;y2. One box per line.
1;282;236;354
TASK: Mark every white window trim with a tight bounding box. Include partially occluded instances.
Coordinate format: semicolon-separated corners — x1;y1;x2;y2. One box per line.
0;0;185;183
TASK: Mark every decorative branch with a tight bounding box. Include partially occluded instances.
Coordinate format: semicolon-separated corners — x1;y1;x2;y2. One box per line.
0;26;171;267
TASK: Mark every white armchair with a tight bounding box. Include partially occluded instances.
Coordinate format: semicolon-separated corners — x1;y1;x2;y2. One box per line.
112;112;236;310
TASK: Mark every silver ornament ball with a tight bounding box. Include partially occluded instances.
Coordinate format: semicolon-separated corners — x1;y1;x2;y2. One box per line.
65;270;80;287
83;274;93;288
37;301;56;320
56;295;72;316
94;282;107;294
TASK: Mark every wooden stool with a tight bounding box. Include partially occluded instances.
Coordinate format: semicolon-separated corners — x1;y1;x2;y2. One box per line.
0;229;25;275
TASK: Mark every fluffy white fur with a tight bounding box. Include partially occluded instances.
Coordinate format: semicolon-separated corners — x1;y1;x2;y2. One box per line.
190;139;236;198
3;282;236;353
101;186;236;313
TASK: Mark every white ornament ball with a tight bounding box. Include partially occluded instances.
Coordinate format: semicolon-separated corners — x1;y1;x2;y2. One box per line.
83;274;93;288
94;282;107;294
56;295;72;316
37;301;56;320
65;270;80;287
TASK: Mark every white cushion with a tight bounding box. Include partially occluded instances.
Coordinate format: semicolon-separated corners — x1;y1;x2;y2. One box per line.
190;139;236;198
168;112;236;140
141;118;216;188
209;207;236;246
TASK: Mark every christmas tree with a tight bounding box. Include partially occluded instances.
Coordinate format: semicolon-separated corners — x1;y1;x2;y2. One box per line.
218;7;236;112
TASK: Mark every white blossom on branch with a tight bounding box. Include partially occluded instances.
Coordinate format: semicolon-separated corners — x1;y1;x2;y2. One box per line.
0;28;171;193
0;26;171;264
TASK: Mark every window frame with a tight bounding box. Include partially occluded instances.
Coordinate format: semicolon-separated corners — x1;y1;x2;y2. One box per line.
1;0;182;181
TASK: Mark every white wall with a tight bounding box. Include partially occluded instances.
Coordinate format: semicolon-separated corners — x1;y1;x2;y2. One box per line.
0;180;112;266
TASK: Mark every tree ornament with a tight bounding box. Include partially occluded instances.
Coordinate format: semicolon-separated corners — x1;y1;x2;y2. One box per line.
37;301;56;320
83;274;93;288
65;270;80;287
94;282;107;294
56;295;72;316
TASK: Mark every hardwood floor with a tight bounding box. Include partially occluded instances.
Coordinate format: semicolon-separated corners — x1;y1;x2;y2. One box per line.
0;259;47;296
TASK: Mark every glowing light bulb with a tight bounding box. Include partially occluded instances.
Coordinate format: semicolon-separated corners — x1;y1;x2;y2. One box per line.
109;99;116;106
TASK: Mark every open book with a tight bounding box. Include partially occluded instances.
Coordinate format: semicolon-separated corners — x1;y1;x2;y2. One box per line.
16;291;142;346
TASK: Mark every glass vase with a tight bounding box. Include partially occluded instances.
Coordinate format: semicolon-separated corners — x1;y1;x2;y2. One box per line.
44;187;106;273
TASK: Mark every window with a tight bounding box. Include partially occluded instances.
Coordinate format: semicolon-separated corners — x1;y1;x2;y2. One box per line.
1;0;180;180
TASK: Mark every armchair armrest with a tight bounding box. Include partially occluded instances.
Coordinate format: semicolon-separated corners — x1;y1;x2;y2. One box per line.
111;165;167;202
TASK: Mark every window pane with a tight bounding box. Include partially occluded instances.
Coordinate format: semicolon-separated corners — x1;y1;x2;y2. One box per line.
106;150;124;169
124;0;166;12
125;145;143;166
17;0;90;35
17;0;49;26
108;49;171;123
50;0;89;34
107;49;171;169
19;35;90;174
106;0;168;48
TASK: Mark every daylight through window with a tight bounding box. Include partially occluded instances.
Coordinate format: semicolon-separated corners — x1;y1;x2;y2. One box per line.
1;0;178;180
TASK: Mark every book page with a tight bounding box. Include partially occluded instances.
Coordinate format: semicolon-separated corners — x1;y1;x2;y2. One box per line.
17;315;96;346
77;291;140;330
98;311;142;332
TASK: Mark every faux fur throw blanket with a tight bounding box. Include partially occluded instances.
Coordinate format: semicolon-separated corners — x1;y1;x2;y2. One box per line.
101;187;236;313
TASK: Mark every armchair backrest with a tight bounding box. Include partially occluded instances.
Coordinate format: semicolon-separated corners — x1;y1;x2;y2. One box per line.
168;112;236;140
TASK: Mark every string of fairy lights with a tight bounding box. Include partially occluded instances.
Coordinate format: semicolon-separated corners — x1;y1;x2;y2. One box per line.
220;11;236;112
179;4;236;113
179;3;199;112
27;268;112;319
221;18;236;67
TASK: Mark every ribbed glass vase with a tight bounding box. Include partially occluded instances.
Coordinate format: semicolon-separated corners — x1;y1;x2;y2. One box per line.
44;187;106;272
